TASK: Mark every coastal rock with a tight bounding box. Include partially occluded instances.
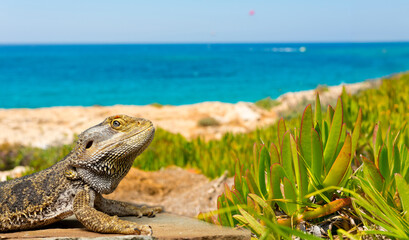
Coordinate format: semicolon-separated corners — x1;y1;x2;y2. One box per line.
273;79;382;116
0;102;275;147
235;102;260;122
0;166;30;181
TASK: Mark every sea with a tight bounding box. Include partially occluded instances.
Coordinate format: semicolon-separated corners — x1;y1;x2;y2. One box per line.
1;42;409;109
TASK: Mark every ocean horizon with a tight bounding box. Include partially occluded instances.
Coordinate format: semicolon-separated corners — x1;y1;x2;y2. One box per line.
1;42;409;109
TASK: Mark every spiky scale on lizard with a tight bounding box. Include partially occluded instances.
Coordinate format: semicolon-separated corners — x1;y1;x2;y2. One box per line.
0;115;162;235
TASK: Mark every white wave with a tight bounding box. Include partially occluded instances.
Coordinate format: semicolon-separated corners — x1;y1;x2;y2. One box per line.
264;46;307;53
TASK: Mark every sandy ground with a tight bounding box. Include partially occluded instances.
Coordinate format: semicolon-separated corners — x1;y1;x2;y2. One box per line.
106;167;233;217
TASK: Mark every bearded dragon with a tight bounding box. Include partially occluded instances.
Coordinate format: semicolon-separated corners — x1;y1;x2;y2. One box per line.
0;115;162;235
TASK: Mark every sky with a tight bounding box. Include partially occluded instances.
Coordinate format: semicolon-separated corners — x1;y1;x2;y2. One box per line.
1;0;409;44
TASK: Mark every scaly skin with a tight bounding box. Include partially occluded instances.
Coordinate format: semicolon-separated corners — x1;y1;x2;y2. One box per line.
0;115;162;235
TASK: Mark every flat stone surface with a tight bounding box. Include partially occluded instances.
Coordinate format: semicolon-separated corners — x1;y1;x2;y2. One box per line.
0;213;250;240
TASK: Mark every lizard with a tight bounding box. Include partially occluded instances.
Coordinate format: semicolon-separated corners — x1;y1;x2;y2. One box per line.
0;114;162;235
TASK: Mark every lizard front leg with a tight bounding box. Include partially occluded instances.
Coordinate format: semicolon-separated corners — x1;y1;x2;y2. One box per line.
73;187;152;235
94;194;162;217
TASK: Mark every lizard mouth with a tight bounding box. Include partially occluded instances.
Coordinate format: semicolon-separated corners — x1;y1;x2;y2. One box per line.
102;124;155;152
126;124;154;140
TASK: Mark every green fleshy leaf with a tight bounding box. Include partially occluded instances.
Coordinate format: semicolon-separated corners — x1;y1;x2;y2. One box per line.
246;170;262;196
224;183;233;203
311;128;323;184
322;134;352;188
249;193;277;223
351;109;362;161
338;165;353;189
231;189;244;205
278;118;286;148
247;196;257;213
232;214;248;226
241;175;250;203
269;164;283;185
259;146;270;198
392;144;401;176
326;105;335;124
386;128;394;168
236;205;265;235
401;146;409;182
373;122;383;166
314;93;322;130
224;194;235;227
300;104;313;168
395;174;409;220
334;123;347;162
322;120;330;152
270;164;286;212
378;145;389;183
233;161;243;197
291;134;307;205
283;177;297;216
217;195;231;226
281;131;295;182
253;143;259;171
362;156;384;192
270;143;280;166
323;98;343;171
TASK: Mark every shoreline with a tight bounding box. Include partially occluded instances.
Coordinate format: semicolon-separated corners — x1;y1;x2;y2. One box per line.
0;74;391;148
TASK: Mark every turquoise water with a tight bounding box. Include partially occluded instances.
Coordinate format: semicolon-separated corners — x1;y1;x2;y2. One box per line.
1;42;409;108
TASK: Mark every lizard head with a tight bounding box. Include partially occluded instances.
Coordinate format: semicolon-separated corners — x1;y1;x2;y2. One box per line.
70;115;155;194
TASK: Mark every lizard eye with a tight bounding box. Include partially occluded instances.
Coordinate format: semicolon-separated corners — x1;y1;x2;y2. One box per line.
86;141;93;149
112;120;121;128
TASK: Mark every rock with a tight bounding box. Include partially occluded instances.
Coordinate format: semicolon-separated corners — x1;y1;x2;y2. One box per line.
0;102;276;146
0;166;30;182
0;213;250;240
234;102;260;122
273;79;382;116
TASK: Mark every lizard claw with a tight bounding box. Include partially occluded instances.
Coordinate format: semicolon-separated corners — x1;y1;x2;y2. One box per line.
140;206;163;217
134;209;143;218
136;225;152;236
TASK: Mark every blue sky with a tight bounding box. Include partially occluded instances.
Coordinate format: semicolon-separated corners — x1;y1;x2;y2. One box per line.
1;0;409;44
